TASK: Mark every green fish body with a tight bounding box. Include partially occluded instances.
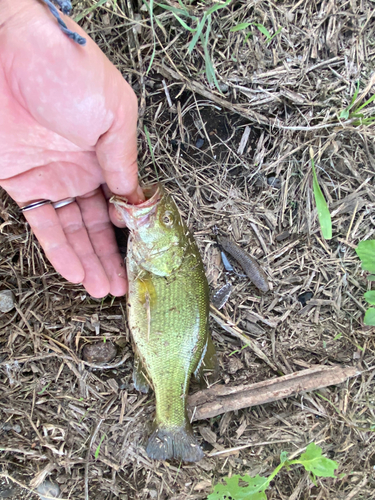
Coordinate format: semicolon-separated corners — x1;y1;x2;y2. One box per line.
111;185;215;462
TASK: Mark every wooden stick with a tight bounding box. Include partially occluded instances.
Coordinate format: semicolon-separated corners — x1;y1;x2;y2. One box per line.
188;365;359;421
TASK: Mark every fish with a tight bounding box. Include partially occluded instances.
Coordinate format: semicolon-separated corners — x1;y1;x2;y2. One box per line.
110;184;216;462
217;236;269;292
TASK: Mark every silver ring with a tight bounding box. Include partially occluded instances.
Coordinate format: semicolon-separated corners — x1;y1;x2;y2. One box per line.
20;200;52;212
21;197;76;212
52;197;76;209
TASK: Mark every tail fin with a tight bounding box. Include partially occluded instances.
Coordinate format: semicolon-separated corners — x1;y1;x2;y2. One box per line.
146;426;204;462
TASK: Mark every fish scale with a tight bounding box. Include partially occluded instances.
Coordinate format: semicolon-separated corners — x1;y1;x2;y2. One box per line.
111;184;215;462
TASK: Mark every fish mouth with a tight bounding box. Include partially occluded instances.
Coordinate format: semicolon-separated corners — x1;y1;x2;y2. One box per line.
110;184;162;230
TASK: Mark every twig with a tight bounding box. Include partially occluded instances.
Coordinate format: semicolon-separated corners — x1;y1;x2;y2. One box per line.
157;63;356;131
187;365;359;420
0;352;131;370
210;305;278;372
0;473;69;500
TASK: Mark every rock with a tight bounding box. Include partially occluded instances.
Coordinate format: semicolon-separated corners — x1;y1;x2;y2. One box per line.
37;481;60;500
196;137;205;148
218;82;229;93
227;356;244;374
0;487;15;498
0;290;15;313
82;341;117;364
267;175;281;189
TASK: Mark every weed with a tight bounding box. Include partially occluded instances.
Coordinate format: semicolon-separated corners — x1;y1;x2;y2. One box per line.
156;0;232;90
74;0;108;22
310;149;332;240
230;22;282;44
94;433;106;459
356;240;375;325
339;80;375;126
207;443;338;500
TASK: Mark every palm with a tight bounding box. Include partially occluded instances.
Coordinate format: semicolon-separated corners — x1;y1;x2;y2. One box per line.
0;0;143;297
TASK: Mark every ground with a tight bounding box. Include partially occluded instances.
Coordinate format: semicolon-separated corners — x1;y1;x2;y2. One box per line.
1;0;375;499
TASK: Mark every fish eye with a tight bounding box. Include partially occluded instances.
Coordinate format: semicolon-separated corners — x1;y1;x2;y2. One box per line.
162;211;174;226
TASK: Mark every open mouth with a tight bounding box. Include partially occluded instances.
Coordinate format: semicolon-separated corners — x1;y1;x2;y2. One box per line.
110;184;162;229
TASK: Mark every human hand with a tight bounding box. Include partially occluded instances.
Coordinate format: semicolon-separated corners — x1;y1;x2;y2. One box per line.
0;0;144;298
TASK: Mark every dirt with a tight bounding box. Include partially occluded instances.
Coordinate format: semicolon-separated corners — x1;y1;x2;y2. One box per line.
1;0;375;499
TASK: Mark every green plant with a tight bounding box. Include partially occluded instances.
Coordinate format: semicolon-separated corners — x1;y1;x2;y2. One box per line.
356;240;375;326
339;81;375;126
230;22;282;44
156;0;232;90
207;443;338;500
94;433;106;459
310;152;332;240
74;0;109;22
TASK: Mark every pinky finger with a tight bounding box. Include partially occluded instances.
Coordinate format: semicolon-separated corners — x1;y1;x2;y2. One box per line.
22;204;85;284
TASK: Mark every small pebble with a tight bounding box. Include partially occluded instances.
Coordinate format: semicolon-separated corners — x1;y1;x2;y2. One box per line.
267;175;281;189
0;290;15;313
227;357;244;374
2;423;22;433
37;481;60;500
0;488;15;499
196;137;205;148
218;82;229;93
298;291;313;307
82;341;117;364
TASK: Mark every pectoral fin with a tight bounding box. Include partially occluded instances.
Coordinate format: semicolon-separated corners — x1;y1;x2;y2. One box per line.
133;351;151;394
194;335;218;385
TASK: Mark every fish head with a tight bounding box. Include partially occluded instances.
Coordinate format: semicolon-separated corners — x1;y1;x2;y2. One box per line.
110;184;187;276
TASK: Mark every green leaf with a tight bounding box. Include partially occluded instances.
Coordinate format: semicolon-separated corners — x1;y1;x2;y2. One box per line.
299;443;338;478
280;451;288;464
230;22;252;32
74;0;108;22
364;308;375;326
206;0;232;16
173;14;197;31
202;17;220;92
143;0;157;73
207;474;269;500
356;240;375;273
350;80;360;105
333;332;343;340
339;109;350;119
157;3;190;17
188;15;206;52
356;93;375;112
364;291;375;305
311;159;332;240
266;27;282;44
94;433;106;459
255;23;271;39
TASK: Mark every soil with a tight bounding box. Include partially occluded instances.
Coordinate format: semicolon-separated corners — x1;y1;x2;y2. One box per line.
1;0;375;499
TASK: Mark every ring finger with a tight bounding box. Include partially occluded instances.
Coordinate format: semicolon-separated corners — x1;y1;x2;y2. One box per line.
56;200;112;298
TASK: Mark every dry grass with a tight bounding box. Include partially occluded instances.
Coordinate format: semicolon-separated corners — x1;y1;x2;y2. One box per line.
1;0;375;498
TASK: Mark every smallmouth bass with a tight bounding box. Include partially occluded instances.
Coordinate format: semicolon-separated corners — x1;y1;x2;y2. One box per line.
111;184;215;462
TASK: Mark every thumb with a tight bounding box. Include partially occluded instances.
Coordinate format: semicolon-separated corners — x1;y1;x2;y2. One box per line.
96;83;144;206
